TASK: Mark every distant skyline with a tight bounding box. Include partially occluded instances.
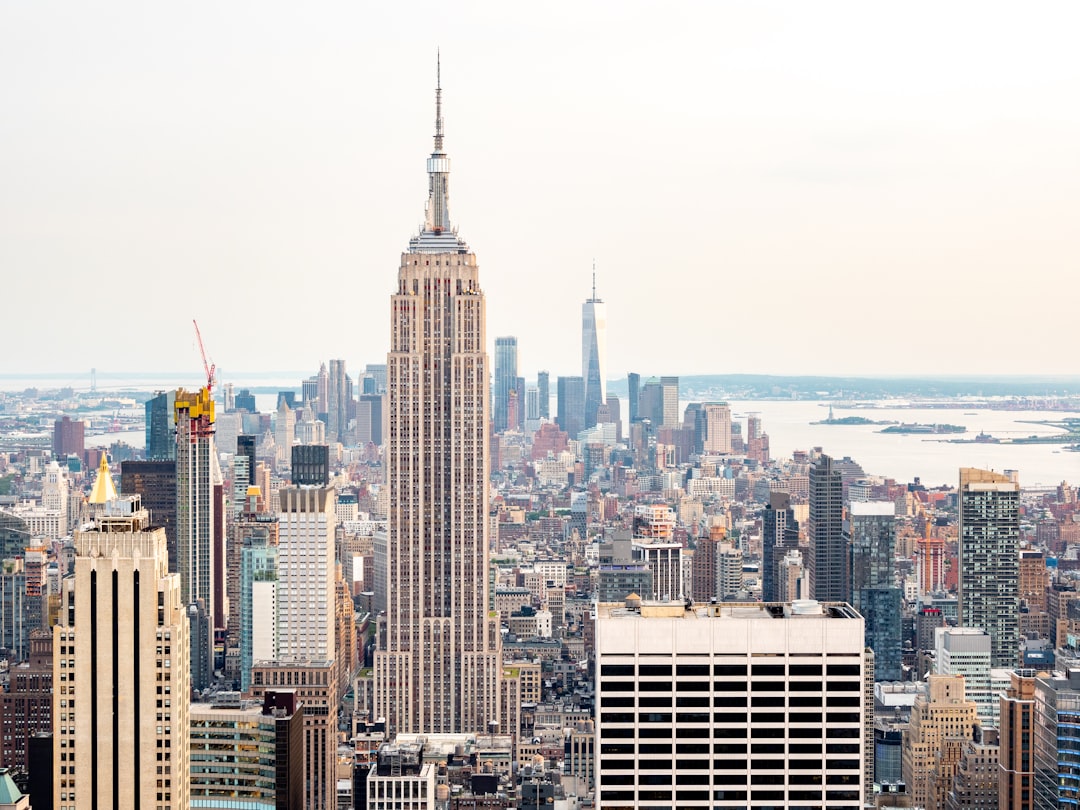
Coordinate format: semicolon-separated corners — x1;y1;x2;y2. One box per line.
2;2;1078;379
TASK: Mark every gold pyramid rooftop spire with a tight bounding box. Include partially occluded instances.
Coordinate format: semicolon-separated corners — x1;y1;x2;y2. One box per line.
88;454;118;504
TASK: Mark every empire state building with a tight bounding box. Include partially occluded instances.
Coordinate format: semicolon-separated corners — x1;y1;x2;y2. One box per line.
374;68;502;735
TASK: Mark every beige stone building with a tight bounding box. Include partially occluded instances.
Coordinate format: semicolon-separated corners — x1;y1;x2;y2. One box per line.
373;71;501;736
902;674;978;809
54;487;189;810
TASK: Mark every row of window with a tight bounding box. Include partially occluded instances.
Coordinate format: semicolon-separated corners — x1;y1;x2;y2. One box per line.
601;711;862;724
601;741;859;755
599;788;860;801
603;679;861;694
602;694;860;707
602;725;860;740
600;758;861;772
602;772;860;785
601;662;862;677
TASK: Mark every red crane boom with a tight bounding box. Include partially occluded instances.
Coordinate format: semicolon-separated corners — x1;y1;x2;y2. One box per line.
193;319;215;394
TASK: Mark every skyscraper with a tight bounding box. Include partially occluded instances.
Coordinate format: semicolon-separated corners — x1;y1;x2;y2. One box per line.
275;397;295;465
145;390;176;461
0;629;52;773
808;453;845;602
846;501;902;680
52;416;85;459
493;336;518;433
999;670;1036;810
627;371;640;424
276;485;336;661
659;375;679;428
934;626;995;727
174;386;218;679
237;434;257;486
316;362;329;416
327;358;348;443
762;491;799;603
373;67;501;736
356;393;384;446
581;271;606;429
54;491;190;810
958;467;1020;668
902;674;978;809
596;599;867;809
702;401;732;454
537;370;550;419
556;375;585;439
238;516;278;694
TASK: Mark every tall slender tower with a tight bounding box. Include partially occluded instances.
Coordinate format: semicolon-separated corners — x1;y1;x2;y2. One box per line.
493;336;518;433
327;358;348;443
959;467;1019;667
808;452;845;602
581;269;606;429
374;63;501;735
174;386;217;685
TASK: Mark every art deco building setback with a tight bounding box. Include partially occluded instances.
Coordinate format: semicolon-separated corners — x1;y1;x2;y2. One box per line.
901;674;978;810
595;599;866;810
54;491;190;810
374;65;502;735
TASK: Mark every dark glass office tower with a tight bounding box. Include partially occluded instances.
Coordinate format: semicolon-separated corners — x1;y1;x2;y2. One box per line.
493;336;518;433
627;372;640;424
808;453;845;602
762;491;800;603
144;391;176;461
556;376;585;439
120;460;178;572
846;501;902;680
537;371;550;419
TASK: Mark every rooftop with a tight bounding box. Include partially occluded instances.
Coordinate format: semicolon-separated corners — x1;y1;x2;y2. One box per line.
595;599;861;621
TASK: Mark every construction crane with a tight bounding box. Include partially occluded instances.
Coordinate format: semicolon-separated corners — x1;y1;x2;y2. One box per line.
193;319;215;395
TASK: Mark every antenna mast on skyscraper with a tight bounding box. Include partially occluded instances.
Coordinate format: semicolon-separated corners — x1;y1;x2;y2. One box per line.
434;49;444;153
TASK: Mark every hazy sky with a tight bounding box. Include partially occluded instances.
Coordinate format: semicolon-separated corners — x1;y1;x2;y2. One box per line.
2;2;1078;385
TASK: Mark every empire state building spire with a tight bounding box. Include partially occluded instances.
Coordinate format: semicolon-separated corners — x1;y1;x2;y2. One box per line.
411;54;468;253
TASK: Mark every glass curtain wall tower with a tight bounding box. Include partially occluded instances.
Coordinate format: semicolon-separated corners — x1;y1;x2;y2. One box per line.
581;271;606;429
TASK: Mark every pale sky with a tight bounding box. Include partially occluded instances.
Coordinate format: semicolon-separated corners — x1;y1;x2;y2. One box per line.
2;1;1078;384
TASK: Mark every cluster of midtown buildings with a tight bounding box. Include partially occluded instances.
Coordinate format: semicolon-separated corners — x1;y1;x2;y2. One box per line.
2;77;1080;810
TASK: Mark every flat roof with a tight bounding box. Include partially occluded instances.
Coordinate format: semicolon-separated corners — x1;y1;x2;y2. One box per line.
595;600;861;621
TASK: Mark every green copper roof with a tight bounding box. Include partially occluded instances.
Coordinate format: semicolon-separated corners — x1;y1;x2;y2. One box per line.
0;768;24;804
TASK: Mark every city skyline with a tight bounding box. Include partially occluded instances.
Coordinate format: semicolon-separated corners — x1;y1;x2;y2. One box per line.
3;3;1079;378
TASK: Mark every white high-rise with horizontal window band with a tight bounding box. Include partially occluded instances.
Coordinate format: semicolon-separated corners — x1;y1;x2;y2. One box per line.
275;485;336;661
933;626;995;727
373;63;502;736
595;599;867;809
